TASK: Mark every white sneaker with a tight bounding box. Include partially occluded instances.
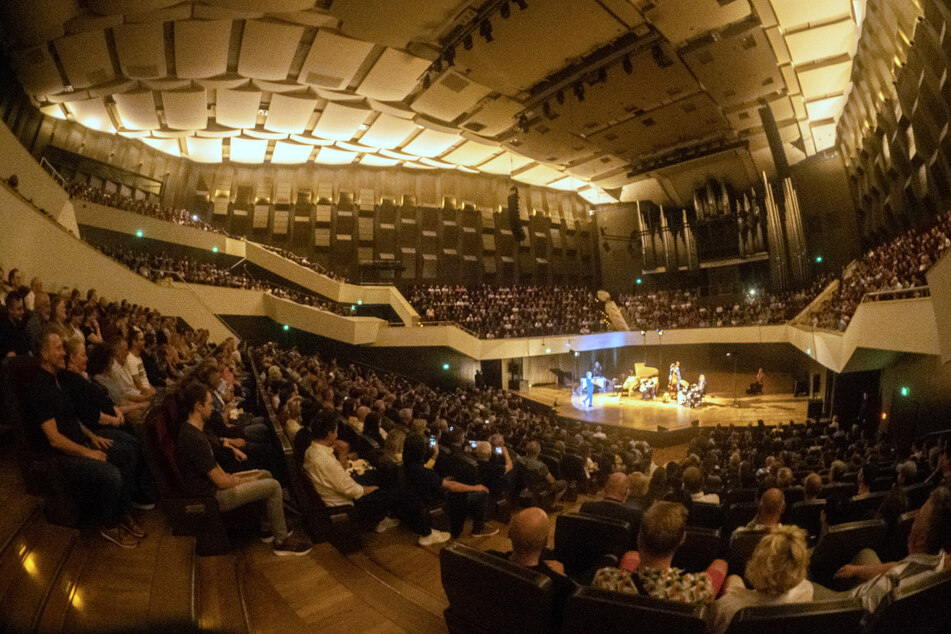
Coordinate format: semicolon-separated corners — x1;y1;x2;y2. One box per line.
417;530;451;547
375;517;400;533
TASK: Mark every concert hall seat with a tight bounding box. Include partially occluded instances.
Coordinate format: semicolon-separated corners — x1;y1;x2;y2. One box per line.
687;501;724;529
783;499;825;540
560;453;588;488
440;543;554;634
782;485;805;505
723;598;865;634
538;453;562;479
842;491;888;522
722;503;759;548
561;586;707;634
728;529;770;579
553;513;632;582
672;527;721;572
295;464;363;554
866;569;951;634
822;482;857;500
882;509;917;561
904;482;932;510
724;488;758;505
808;519;887;587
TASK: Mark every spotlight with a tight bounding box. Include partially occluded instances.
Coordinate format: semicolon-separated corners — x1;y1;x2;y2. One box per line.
479;19;493;42
602;241;611;252
657;329;663;335
444;47;455;66
192;214;199;221
422;73;431;89
500;1;510;19
573;82;585;102
596;67;607;84
640;330;646;336
433;57;443;73
518;114;529;131
542;101;552;119
463;34;473;50
651;44;672;68
622;56;633;75
555;89;565;105
515;0;527;8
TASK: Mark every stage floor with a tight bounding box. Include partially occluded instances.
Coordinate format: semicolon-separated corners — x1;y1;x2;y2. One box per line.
519;386;809;432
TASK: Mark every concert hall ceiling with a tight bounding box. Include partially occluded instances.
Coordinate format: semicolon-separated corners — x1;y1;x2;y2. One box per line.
0;0;866;204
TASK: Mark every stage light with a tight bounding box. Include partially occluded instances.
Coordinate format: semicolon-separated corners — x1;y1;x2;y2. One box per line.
882;412;887;420
433;57;443;73
542;101;553;119
596;67;607;84
901;386;909;396
636;278;642;284
136;230;143;237
500;1;510;19
463;34;473;50
640;330;646;336
444;47;455;67
351;305;356;311
545;348;551;353
422;73;431;89
283;324;289;331
622;56;633;75
574;351;580;357
357;300;363;305
815;255;823;263
442;363;450;370
192;214;199;221
518;114;530;131
749;288;756;296
212;246;218;253
556;90;565;105
515;0;527;9
573;82;585;102
657;329;663;336
479;19;493;42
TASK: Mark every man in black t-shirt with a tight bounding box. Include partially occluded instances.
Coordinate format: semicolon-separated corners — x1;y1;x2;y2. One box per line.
24;332;142;548
0;293;29;358
175;382;311;556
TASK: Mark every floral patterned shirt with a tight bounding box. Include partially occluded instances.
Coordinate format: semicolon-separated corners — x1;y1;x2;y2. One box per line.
592;565;716;604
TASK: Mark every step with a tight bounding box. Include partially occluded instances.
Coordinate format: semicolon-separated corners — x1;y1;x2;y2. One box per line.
0;510;79;631
147;533;197;627
197;554;250;633
34;538;92;632
0;495;41;558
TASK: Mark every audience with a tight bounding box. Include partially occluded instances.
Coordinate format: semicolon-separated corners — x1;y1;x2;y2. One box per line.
68;181;225;234
407;283;610;339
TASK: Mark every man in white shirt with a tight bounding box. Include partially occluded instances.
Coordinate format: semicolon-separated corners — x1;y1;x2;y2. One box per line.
124;327;154;396
303;410;396;533
684;466;720;504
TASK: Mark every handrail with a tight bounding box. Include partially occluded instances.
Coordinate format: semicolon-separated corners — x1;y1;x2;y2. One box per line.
860;286;930;303
39;157;68;189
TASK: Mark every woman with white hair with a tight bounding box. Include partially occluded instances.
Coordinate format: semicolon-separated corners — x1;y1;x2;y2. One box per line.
709;525;814;634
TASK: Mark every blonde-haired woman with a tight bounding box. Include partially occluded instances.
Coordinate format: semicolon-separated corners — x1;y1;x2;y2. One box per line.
710;525;814;634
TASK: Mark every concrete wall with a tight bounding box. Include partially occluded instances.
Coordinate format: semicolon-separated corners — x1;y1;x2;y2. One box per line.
926;248;951;364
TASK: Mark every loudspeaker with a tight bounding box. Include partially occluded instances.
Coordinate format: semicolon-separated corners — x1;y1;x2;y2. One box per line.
508;362;520;376
807;399;823;420
794;380;809;397
812;374;821;395
508;185;526;242
508;379;521;390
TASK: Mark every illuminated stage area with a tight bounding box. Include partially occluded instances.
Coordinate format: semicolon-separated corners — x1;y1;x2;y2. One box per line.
520;386;809;432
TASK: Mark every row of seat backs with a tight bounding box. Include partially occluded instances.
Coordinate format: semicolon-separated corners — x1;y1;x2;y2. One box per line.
442;541;951;634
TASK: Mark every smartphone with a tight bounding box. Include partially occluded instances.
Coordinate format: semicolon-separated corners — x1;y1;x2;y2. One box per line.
495;446;502;455
470;441;477;449
429;437;437;447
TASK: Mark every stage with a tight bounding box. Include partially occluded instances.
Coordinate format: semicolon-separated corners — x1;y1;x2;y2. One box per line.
518;385;809;433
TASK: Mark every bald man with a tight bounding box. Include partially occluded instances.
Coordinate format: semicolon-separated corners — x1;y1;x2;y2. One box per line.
490;508;576;624
731;488;785;545
580;472;643;545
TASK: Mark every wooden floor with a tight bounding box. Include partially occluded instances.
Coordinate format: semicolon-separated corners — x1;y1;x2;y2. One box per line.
520;385;809;431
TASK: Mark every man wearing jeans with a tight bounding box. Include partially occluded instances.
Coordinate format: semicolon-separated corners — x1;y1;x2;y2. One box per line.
176;381;310;556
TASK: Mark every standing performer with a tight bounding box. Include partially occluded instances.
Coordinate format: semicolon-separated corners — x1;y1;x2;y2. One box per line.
583;371;594;408
593;360;603;377
668;361;681;390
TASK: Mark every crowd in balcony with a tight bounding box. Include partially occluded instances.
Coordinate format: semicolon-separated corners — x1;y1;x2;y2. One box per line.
406;284;611;338
617;277;830;331
805;209;951;331
90;244;353;317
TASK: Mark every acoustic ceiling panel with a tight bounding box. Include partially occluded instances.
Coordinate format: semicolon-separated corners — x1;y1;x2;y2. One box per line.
113;91;160;130
185;136;223;162
174;20;232;79
299;30;374;90
230;136;268;163
312;102;371;140
442;139;501;166
783;18;858;66
141;136;181;156
66;98;116;133
411;70;492;123
643;0;752;45
358;112;418;149
237;20;304;81
459;96;522;138
113;21;166;79
9;45;65;96
162;89;208;129
315;147;358;164
216;89;262;129
478;151;533;175
768;0;852;32
356;47;430;102
271;140;313;163
265;93;318;134
401;128;459;157
54;30;114;89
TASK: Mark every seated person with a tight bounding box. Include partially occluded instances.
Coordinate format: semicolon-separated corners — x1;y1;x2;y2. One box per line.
516;440;567;509
684;466;720;504
802;472;823;502
24;332;144;548
300;410;397;533
175;382;310;556
489;507;576;626
580;472;642;530
124;327;157;399
709;526;814;634
732;488;785;546
592;501;727;604
90;335;152;419
474;440;513;499
402;434;495;545
823;485;951;612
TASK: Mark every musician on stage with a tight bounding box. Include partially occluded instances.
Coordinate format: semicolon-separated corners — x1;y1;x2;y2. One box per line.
583;370;594;408
593;361;603;377
623;372;639;398
668;361;681;390
697;373;707;396
641;376;657;401
747;367;765;395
